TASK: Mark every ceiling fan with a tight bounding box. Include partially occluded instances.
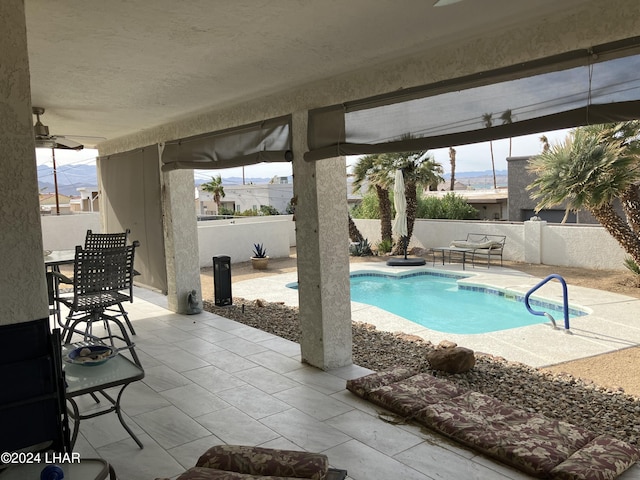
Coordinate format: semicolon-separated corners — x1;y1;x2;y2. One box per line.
32;106;88;151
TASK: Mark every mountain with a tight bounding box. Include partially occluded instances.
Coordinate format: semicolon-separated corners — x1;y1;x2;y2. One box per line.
444;169;507;179
37;164;97;196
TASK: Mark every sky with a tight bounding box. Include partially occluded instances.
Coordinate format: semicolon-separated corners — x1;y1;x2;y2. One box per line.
35;128;572;182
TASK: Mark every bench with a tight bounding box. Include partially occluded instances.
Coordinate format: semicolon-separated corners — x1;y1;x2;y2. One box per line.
449;233;506;268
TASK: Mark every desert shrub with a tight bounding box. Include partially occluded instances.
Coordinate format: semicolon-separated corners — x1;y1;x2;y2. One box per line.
418;192;477;220
349;239;373;256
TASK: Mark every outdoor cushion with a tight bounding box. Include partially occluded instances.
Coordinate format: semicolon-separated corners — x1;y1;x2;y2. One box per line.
173;467;303;480
550;435;640;480
417;390;596;477
450;240;501;249
196;445;329;480
366;373;466;417
348;368;639;479
346;366;417;398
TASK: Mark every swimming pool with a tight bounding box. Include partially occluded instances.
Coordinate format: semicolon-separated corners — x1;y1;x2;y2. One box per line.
289;271;586;334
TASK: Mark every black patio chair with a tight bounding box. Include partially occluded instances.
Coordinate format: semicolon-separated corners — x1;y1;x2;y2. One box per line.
0;319;70;457
84;229;130;250
58;242;139;343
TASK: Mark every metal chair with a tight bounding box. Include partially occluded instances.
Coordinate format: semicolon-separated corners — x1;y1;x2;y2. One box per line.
59;243;139;344
84;229;130;249
0;319;70;456
0;319;117;479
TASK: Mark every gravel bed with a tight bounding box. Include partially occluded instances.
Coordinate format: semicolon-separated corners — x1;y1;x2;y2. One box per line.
204;297;640;446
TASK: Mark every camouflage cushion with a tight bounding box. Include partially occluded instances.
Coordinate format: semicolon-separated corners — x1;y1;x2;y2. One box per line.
196;445;328;479
174;467;303;480
367;373;466;417
348;369;639;479
345;366;418;398
550;435;640;480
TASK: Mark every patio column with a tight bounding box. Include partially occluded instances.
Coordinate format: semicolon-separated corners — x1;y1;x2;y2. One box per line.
161;167;202;313
291;111;352;369
0;0;49;324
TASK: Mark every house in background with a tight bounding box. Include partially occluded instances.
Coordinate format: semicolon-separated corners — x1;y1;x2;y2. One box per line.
76;187;99;212
507;156;600;223
197;177;293;216
423;187;508;220
39;192;72;215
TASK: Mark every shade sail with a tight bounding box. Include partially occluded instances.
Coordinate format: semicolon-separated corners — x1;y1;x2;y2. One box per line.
305;37;640;161
161;115;292;171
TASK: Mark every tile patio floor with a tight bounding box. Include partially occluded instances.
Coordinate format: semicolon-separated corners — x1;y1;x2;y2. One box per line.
62;263;640;480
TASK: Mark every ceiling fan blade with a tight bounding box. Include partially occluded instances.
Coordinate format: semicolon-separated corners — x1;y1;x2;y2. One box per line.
50;136;84;151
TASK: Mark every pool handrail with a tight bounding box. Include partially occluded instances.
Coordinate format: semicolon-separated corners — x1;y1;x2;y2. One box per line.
524;274;571;332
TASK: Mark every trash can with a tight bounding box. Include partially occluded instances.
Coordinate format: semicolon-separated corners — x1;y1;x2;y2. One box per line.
213;256;232;306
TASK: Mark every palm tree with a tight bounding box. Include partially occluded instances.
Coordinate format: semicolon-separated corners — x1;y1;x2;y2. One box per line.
448;147;457;191
500;109;514;157
482;113;497;189
383;151;444;255
352;155;393;244
539;135;550;152
347;212;365;244
201;175;225;213
528;121;640;264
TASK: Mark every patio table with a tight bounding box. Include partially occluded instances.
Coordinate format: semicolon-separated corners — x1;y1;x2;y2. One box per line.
431;246;474;270
62;341;145;449
45;250;76;329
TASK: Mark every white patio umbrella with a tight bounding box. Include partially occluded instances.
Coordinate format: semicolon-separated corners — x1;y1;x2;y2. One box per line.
392;169;408;258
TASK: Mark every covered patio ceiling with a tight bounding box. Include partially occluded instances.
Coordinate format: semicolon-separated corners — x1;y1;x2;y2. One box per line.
24;0;589;148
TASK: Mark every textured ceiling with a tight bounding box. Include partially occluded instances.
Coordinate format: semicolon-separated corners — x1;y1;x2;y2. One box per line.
24;0;588;147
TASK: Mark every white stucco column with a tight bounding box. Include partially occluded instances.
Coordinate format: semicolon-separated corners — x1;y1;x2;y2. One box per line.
524;219;546;264
160;166;202;313
0;1;49;323
291;111;352;369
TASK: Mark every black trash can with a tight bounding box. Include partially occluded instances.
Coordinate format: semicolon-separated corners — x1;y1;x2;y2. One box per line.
213;256;232;306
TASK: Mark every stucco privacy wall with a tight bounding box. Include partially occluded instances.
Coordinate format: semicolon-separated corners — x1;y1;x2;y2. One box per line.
354;219;628;270
0;1;49;324
198;216;294;268
41;213;101;251
41;215;629;271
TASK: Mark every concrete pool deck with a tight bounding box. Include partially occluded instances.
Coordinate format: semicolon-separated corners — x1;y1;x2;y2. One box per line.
231;262;640;368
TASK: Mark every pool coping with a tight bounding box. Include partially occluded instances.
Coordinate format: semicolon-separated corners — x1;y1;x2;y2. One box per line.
231;262;640;367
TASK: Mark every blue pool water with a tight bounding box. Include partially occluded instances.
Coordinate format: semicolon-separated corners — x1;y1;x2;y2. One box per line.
289;272;586;334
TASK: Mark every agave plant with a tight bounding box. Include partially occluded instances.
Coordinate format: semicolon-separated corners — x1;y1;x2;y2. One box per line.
252;243;268;258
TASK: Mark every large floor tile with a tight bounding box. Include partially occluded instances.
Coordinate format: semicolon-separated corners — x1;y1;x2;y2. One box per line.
325;409;422;456
196;406;280;445
97;433;185;480
200;350;259;373
234;365;301;394
324;439;431;480
274;385;353;421
394;440;529;479
246;349;304;373
182;365;247;393
167;435;225;470
259;409;351;452
160;383;230;417
133;405;211;449
157;348;211;372
216;384;291;419
142;365;192;392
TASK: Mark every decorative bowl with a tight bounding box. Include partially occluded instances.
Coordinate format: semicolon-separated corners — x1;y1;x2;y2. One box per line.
43;250;52;256
65;345;114;366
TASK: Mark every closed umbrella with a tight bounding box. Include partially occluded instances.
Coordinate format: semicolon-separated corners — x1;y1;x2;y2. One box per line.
392;169;408;259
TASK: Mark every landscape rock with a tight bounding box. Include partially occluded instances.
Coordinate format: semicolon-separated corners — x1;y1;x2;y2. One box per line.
427;346;476;373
